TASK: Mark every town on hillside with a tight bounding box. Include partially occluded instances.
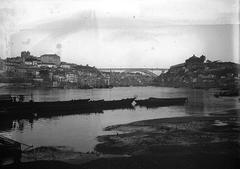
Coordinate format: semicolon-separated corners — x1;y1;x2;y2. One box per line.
153;54;240;90
0;51;153;88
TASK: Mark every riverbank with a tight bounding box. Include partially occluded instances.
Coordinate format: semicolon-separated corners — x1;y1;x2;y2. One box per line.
3;108;240;169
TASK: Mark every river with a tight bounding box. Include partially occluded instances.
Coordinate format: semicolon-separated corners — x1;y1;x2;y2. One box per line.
0;87;239;152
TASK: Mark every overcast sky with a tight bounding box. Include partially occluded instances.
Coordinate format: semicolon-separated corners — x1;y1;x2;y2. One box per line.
0;0;239;68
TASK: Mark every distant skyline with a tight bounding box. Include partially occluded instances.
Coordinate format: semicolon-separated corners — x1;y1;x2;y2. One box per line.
0;0;239;68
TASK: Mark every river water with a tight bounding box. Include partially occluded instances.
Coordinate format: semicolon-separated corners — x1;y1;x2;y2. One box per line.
0;87;239;152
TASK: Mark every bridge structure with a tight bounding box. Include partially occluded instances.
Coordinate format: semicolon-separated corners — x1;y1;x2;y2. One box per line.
97;68;169;77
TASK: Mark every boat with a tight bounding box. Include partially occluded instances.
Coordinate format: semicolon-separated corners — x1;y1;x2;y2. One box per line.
0;94;13;104
214;89;239;97
0;98;91;113
135;97;188;108
101;98;136;110
0;135;22;164
0;96;135;117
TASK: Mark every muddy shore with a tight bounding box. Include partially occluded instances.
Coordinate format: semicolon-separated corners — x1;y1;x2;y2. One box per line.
95;109;240;155
3;109;240;169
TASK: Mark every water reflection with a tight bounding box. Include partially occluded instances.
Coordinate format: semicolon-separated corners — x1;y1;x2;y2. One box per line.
0;118;34;132
0;87;238;152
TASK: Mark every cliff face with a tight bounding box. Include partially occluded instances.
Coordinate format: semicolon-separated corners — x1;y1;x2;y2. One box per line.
153;55;240;89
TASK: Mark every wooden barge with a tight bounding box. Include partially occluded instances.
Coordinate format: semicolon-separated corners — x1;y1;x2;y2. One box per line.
0;135;22;164
100;98;135;110
214;89;239;97
135;97;188;108
0;97;136;117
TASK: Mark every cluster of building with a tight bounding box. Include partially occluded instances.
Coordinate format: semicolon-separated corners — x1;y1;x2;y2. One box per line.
153;55;240;89
0;51;107;88
101;71;153;87
0;51;154;89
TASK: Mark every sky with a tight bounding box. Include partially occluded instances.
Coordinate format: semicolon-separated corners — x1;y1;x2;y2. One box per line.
0;0;239;68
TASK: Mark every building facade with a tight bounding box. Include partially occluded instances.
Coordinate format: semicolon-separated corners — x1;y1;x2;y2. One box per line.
40;54;61;66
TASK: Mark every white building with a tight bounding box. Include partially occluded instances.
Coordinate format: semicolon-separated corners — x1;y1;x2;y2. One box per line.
66;73;78;83
38;63;57;68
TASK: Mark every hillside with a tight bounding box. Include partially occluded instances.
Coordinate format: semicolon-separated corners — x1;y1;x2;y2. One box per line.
153;55;240;89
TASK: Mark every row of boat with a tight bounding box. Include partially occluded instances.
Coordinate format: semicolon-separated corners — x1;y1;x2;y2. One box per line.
0;96;188;117
0;98;135;115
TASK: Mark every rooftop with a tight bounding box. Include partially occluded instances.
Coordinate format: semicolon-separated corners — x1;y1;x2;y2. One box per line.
40;54;60;58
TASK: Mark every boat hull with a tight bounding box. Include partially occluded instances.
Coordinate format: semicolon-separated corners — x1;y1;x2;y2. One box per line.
0;98;135;117
135;97;188;108
0;136;22;164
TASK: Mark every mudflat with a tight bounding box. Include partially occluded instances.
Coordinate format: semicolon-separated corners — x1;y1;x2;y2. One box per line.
82;109;240;169
96;110;240;154
3;109;240;169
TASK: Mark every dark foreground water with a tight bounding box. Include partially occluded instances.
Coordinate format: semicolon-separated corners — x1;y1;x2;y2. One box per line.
0;87;239;152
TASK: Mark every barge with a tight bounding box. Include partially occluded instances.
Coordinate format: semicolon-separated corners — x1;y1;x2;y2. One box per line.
0;135;22;164
135;97;188;108
0;95;135;117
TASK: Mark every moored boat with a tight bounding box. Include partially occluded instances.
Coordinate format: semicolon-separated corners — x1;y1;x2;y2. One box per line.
0;98;91;113
135;97;188;108
214;89;239;97
0;95;13;104
0;135;22;164
0;96;135;116
101;98;136;109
